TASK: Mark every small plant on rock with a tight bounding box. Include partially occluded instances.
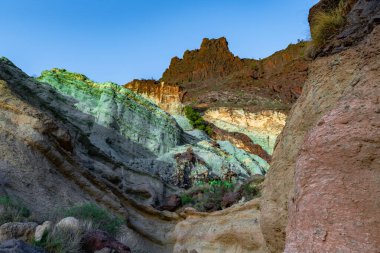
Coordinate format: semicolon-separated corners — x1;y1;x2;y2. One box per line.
0;196;31;224
311;0;346;48
184;106;213;136
64;203;124;236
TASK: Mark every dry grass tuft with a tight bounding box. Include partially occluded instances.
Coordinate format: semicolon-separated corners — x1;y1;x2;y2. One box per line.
311;0;346;47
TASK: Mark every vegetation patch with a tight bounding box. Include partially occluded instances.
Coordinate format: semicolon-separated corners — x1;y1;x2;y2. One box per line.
64;203;124;236
0;196;31;224
184;106;213;135
179;178;262;212
311;0;346;48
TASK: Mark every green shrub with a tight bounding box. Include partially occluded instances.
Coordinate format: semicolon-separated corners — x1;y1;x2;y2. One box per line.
180;194;193;205
0;196;31;224
64;203;123;236
311;0;346;47
184;106;213;136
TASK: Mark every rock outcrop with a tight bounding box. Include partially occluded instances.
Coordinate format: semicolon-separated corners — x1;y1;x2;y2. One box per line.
261;1;380;252
124;80;184;114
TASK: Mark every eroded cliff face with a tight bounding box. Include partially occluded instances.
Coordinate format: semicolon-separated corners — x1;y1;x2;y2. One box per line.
124;80;184;114
261;1;380;252
204;108;287;155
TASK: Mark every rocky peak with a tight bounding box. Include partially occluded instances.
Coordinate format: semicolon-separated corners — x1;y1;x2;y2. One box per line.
161;37;245;85
200;37;229;52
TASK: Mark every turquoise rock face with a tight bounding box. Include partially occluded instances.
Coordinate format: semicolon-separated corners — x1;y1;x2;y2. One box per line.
37;68;269;185
38;69;182;155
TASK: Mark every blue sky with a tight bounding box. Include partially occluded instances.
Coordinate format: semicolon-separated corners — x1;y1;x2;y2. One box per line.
0;0;319;84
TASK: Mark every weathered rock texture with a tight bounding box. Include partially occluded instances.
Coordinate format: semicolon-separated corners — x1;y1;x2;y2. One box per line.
172;199;268;253
284;24;380;253
0;222;37;243
160;37;309;110
261;4;380;252
124;80;184;114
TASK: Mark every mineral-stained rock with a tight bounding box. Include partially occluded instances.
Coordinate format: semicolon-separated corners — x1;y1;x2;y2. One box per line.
0;239;47;253
124;80;183;114
261;16;380;253
0;222;37;243
204;108;286;154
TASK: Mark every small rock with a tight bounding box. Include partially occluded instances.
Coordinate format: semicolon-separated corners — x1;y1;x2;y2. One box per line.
55;217;80;230
221;192;241;209
34;221;52;242
0;239;47;253
0;222;38;243
81;230;131;253
94;248;111;253
159;195;181;212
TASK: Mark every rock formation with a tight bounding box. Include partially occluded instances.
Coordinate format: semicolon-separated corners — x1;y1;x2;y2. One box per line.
261;0;380;252
0;0;379;252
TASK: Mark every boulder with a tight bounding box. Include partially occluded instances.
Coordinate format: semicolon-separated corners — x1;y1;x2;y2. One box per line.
55;217;79;230
159;195;181;212
81;230;131;253
221;192;241;209
0;222;37;243
0;239;46;253
34;221;52;242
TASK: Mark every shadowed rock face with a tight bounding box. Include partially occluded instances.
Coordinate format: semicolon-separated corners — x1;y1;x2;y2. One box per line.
261;8;380;253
